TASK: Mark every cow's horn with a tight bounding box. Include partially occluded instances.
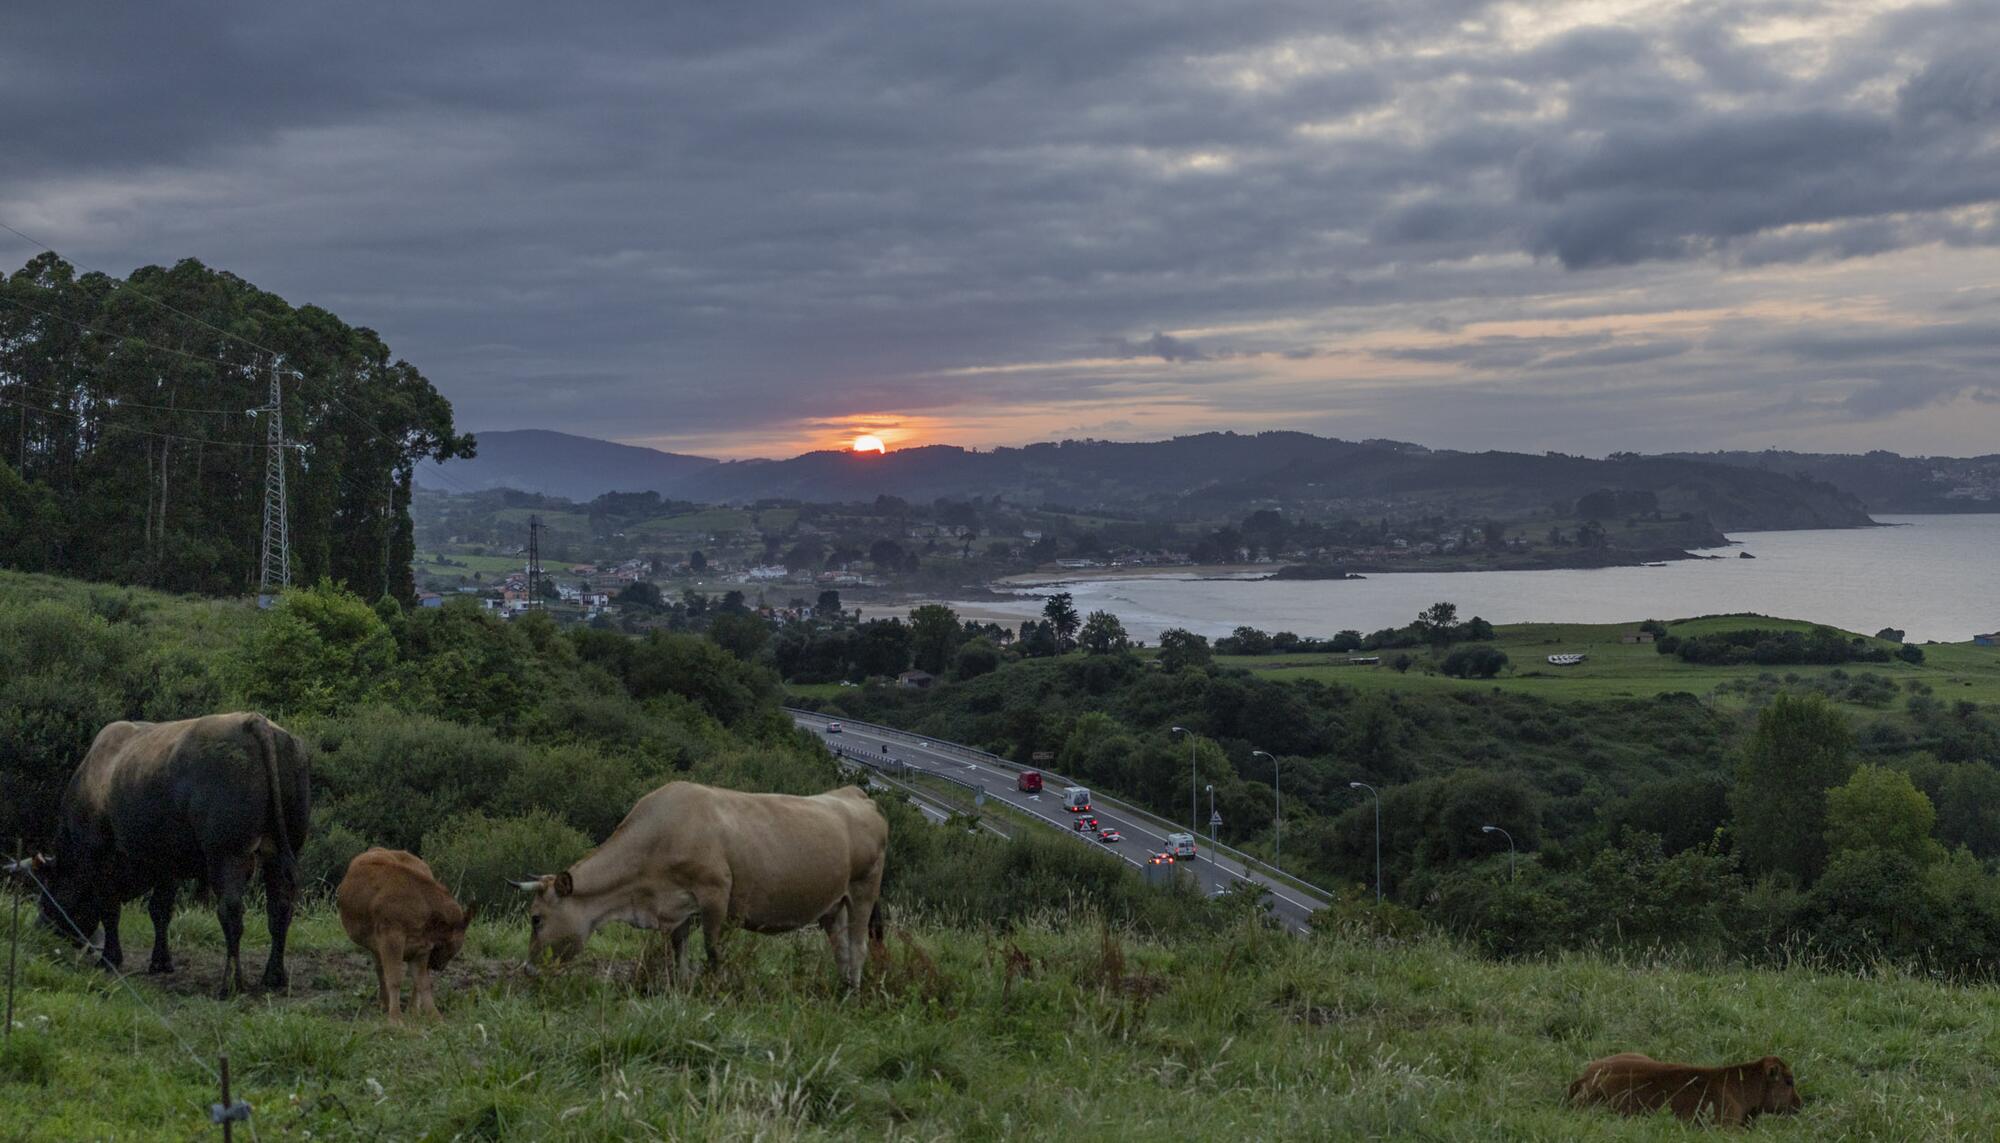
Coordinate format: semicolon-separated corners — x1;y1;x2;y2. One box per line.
510;877;545;891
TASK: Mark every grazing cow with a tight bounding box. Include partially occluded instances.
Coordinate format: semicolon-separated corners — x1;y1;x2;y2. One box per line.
337;848;477;1021
515;781;887;988
1569;1052;1803;1126
5;713;310;996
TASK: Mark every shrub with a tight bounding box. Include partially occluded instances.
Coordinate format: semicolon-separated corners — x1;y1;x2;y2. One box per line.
297;808;373;896
422;810;592;912
308;708;531;851
495;745;650;840
237;581;395;717
1440;646;1509;678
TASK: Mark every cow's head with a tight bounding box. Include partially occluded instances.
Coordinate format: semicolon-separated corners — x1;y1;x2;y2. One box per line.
5;854;95;946
513;872;585;967
1759;1057;1801;1115
427;903;478;971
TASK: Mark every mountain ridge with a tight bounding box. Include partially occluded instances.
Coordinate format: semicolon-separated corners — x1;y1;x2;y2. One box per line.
423;429;1887;532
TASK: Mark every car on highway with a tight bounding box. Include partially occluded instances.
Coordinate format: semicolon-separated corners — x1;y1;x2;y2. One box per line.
1062;786;1092;813
1147;852;1175;865
1165;832;1198;859
1016;770;1043;794
1097;828;1123;843
827;722;842;734
1072;815;1100;832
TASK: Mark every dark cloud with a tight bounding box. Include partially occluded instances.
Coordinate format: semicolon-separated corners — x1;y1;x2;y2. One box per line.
0;0;1996;455
1105;332;1208;362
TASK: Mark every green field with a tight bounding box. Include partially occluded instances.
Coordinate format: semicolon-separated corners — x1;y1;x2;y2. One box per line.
1213;617;2000;712
3;901;1993;1139
635;508;754;538
754;507;800;532
416;550;529;577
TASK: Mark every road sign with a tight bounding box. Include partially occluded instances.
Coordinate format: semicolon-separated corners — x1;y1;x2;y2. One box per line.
974;789;986;807
1210;811;1223;828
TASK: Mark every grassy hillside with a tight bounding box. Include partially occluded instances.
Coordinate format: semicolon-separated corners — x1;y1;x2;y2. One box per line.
1;903;1991;1139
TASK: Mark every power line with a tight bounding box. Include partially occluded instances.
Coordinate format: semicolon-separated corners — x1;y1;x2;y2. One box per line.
0;218;290;364
0;394;259;449
0;291;257;375
2;378;252;418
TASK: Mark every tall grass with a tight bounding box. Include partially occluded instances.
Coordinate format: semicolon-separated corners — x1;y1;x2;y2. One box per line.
0;899;1995;1139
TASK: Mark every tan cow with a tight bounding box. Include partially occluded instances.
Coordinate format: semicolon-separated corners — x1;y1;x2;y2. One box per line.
515;781;888;988
1569;1052;1803;1126
337;848;476;1021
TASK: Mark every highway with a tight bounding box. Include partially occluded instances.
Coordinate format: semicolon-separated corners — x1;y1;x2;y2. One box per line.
792;711;1329;933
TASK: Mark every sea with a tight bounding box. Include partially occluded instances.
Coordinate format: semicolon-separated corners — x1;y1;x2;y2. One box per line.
935;514;2000;645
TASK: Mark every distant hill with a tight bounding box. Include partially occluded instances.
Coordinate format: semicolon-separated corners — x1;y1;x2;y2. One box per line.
417;429;716;501
1655;450;2000;514
422;429;1878;531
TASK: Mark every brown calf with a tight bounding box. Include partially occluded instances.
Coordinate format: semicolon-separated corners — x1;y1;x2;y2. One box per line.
336;849;475;1021
1569;1052;1802;1127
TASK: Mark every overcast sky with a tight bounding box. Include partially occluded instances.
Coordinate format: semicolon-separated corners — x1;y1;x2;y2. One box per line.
4;1;1998;458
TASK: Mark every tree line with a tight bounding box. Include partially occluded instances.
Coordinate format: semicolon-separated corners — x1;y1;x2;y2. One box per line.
0;253;471;597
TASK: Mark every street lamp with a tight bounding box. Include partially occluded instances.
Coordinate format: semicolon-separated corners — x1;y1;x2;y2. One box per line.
1481;824;1515;880
1251;749;1279;871
1350;781;1381;905
1171;726;1197;837
1206;783;1217;861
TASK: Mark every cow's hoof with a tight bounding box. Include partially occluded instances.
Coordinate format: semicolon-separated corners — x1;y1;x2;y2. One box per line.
147;958;175;975
261;969;288;992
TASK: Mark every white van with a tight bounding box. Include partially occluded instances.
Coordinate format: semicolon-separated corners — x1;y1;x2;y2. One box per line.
1165;832;1198;859
1062;786;1092;812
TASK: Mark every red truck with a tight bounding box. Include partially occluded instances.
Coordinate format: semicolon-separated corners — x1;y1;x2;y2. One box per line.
1017;770;1043;794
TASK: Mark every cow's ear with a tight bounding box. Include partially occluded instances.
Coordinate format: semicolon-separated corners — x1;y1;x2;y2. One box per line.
1763;1058;1783;1080
554;872;574;898
460;903;478;928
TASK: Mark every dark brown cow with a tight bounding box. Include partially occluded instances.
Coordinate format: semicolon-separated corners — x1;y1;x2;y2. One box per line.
1569;1052;1803;1126
6;713;310;996
337;848;476;1021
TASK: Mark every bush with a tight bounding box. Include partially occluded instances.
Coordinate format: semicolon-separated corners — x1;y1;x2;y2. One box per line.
237;581;396;717
297;808;373;896
422;810;592;912
308;708;532;851
1440;646;1509;678
495;745;651;840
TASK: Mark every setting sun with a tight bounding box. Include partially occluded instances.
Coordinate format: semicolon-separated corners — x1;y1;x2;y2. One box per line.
852;434;886;454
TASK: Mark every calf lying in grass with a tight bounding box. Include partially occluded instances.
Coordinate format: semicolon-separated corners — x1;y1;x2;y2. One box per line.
336;849;475;1021
1569;1052;1802;1127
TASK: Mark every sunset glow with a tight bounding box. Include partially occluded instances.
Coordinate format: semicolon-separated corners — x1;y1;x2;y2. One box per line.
852;434;886;454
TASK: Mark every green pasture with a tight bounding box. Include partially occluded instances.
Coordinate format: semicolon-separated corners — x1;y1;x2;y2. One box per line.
1216;617;2000;711
634;508;755;537
2;900;1993;1139
416;550;530;577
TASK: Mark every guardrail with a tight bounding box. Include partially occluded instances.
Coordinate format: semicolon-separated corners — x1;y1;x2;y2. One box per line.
791;707;1334;903
829;741;1155;862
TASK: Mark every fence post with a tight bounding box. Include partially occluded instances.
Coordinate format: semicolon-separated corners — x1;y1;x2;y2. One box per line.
211;1052;250;1140
5;847;19;1043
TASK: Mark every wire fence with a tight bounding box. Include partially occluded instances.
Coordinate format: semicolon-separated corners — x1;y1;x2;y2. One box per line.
6;860;257;1139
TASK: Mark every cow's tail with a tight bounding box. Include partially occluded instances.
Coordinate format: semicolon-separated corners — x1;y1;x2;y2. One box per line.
249;714;299;893
868;899;884;946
